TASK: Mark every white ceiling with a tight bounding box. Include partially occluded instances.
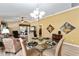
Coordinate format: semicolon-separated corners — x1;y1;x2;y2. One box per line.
0;3;72;20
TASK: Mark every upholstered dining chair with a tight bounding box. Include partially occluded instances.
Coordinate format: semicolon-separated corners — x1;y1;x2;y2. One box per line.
42;38;64;56
19;38;41;56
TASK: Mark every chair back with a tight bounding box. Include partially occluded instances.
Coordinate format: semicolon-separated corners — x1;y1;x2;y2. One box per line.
52;34;63;43
55;38;64;56
12;31;19;38
19;38;27;56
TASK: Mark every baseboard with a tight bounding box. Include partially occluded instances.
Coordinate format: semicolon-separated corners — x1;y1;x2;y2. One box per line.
64;42;79;48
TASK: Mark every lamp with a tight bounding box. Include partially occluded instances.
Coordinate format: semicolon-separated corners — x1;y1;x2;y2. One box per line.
2;27;10;38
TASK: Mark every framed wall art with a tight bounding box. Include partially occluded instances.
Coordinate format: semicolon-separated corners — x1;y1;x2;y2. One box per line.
47;24;54;33
60;22;75;34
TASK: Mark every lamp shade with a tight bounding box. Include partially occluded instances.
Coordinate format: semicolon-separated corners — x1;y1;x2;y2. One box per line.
2;28;10;34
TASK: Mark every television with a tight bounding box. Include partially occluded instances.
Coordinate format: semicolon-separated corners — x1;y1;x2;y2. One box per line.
12;31;19;38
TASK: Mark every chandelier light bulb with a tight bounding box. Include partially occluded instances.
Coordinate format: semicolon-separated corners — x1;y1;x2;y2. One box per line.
38;14;42;19
33;9;39;15
40;11;45;16
30;13;35;17
34;15;38;19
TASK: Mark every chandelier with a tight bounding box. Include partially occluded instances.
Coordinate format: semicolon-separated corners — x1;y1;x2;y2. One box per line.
30;8;46;20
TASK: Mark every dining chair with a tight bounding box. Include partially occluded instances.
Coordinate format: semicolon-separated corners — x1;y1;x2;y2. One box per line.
42;38;64;56
19;38;41;56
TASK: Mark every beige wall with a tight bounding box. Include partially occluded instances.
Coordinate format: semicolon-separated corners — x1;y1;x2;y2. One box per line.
7;21;20;34
31;7;79;45
0;17;3;25
7;20;30;34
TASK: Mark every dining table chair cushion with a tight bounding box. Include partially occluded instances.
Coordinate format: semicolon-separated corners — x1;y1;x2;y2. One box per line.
42;47;55;56
27;48;41;56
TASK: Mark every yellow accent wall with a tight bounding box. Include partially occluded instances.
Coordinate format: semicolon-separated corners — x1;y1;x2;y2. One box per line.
31;7;79;45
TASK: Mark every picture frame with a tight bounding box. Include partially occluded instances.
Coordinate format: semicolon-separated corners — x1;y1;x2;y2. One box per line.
60;22;75;34
47;24;54;33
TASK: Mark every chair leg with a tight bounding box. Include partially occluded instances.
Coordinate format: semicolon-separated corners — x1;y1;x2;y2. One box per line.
40;50;43;56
